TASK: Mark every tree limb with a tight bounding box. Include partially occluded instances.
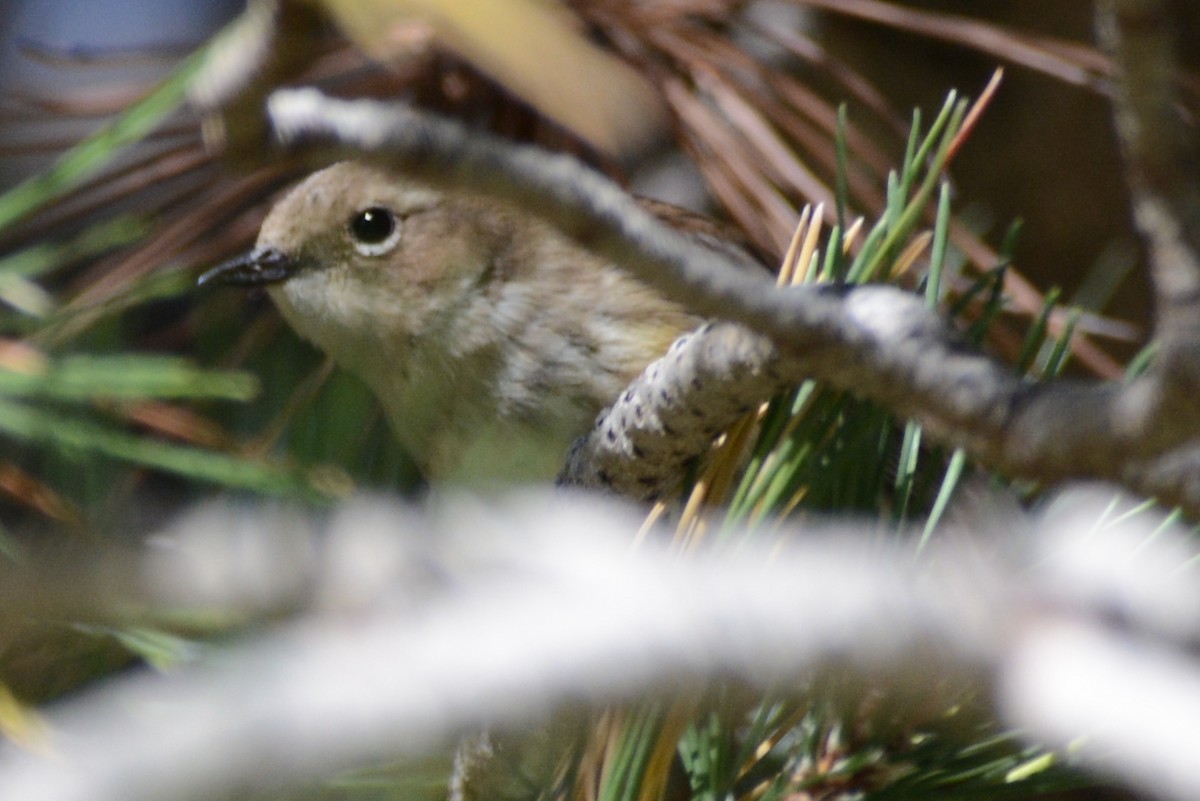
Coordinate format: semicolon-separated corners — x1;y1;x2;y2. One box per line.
256;82;1200;512
1098;0;1200;395
175;0;1200;512
0;490;1199;801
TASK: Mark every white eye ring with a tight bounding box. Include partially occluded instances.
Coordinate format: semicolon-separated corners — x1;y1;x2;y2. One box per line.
348;206;402;257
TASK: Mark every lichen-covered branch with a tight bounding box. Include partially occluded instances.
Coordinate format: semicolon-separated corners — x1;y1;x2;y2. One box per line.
179;0;1200;512
259;81;1200;511
559;323;786;499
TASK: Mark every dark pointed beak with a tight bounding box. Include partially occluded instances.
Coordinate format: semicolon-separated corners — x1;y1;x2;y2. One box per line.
198;247;296;287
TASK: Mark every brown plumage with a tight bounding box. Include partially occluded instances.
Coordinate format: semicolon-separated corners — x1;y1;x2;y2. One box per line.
201;161;763;482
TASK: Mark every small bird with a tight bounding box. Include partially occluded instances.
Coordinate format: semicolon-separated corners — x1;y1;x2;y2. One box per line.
200;161;762;482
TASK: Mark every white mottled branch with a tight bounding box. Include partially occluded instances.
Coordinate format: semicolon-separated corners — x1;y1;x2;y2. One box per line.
260;84;1200;513
559;322;785;499
185;2;1200;511
0;490;1199;801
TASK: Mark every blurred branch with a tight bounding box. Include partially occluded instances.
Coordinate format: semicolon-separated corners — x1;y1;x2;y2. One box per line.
187;0;327;162
0;489;1197;800
190;0;665;157
1097;0;1200;393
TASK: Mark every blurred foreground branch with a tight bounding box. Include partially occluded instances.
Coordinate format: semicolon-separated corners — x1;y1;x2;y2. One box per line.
0;489;1197;801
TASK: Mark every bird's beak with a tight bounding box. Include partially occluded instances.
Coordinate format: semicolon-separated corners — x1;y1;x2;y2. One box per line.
198;247;296;287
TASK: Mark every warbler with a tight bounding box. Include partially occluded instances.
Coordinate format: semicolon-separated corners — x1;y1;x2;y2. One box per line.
200;161;762;482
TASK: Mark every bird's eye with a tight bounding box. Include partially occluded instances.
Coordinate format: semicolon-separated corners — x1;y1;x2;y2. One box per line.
348;206;400;256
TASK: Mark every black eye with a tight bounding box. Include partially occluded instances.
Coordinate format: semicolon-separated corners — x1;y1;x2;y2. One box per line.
349;207;396;244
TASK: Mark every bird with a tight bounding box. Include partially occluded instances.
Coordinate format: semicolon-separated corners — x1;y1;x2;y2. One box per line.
200;161;764;483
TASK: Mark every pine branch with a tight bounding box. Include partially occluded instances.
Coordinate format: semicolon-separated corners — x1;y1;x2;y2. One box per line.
257;78;1200;512
559;323;784;499
0;489;1196;801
